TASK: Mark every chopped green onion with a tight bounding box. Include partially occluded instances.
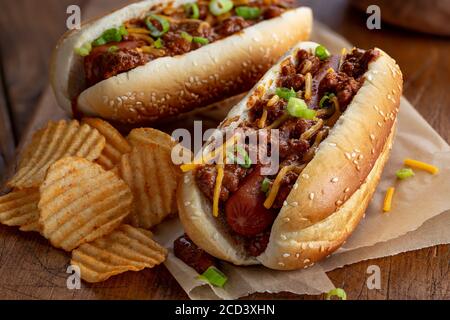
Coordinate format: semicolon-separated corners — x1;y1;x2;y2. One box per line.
319;93;336;108
261;178;271;193
276;87;297;101
184;2;200;19
119;25;128;36
91;25;128;47
396;168;415;180
181;31;193;43
325;288;347;300
235;6;261;19
193;36;209;45
209;0;234;16
315;45;331;61
145;14;170;38
287;97;316;119
92;37;107;47
74;42;92;56
197;266;228;288
236;146;251;169
107;45;119;53
153;38;164;49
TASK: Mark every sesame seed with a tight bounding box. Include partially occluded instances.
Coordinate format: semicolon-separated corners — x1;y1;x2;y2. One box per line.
351;152;356;158
303;265;309;269
331;177;339;183
353;160;359;165
303;259;311;264
309;193;315;200
356;165;361;171
374;105;379;111
283;253;290;258
293;183;299;190
336;200;343;206
379;110;385;117
283;201;288;207
387;94;392;99
308;243;315;249
281;235;287;240
302;173;310;179
344;187;350;193
283;217;291;223
377;121;382;127
278;262;285;267
354;148;361;153
370;134;375;140
345;152;352;160
329;142;337;147
301;243;308;250
291;201;298;207
371;149;376;154
367;74;373;81
295;253;300;258
358;154;364;160
320;246;325;252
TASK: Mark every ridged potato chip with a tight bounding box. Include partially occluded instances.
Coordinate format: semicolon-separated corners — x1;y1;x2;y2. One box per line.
127;128;175;148
8;120;105;189
0;189;40;232
82;118;131;170
118;143;181;229
39;157;132;251
71;224;167;283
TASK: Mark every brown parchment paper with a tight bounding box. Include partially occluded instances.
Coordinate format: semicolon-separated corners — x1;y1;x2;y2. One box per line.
151;22;450;300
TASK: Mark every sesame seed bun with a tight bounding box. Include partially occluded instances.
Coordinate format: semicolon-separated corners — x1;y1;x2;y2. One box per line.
50;0;312;125
177;41;403;269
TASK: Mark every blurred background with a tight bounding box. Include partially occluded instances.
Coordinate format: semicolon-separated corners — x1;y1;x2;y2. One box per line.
0;0;449;175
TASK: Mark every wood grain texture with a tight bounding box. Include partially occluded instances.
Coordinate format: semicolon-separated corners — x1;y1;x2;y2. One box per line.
0;0;448;300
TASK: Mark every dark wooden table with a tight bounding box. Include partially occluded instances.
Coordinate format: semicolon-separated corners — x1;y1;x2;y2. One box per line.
0;0;448;300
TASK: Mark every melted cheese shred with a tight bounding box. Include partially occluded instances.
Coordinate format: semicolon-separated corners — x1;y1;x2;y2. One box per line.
264;165;305;209
383;187;395;212
213;164;225;217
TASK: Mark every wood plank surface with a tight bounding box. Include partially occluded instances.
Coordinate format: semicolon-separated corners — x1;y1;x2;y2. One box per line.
0;0;448;300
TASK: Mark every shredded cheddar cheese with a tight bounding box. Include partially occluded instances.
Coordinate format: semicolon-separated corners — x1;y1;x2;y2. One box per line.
180;135;239;172
383;187;395;212
404;159;439;175
127;27;151;34
264;165;304;209
267;113;290;130
213;164;225;217
304;72;312;100
258;109;268;129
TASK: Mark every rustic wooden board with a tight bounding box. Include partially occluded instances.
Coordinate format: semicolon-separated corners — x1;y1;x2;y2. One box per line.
0;0;448;300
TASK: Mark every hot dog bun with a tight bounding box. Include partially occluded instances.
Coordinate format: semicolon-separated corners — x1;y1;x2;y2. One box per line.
177;41;403;269
50;0;312;125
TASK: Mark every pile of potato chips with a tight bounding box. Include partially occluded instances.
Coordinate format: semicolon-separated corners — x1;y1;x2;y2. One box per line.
0;118;182;283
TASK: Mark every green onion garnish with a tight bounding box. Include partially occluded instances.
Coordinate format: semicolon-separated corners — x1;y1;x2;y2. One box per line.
276;87;297;101
236;146;251;169
319;92;336;108
197;266;228;288
181;31;193;43
287;97;316;119
325;288;347;300
107;45;119;53
153;38;164;49
261;178;271;193
193;36;209;45
235;6;261;20
396;168;415;180
209;0;234;16
184;2;200;19
74;42;92;56
92;26;127;47
145;14;170;38
315;45;331;61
